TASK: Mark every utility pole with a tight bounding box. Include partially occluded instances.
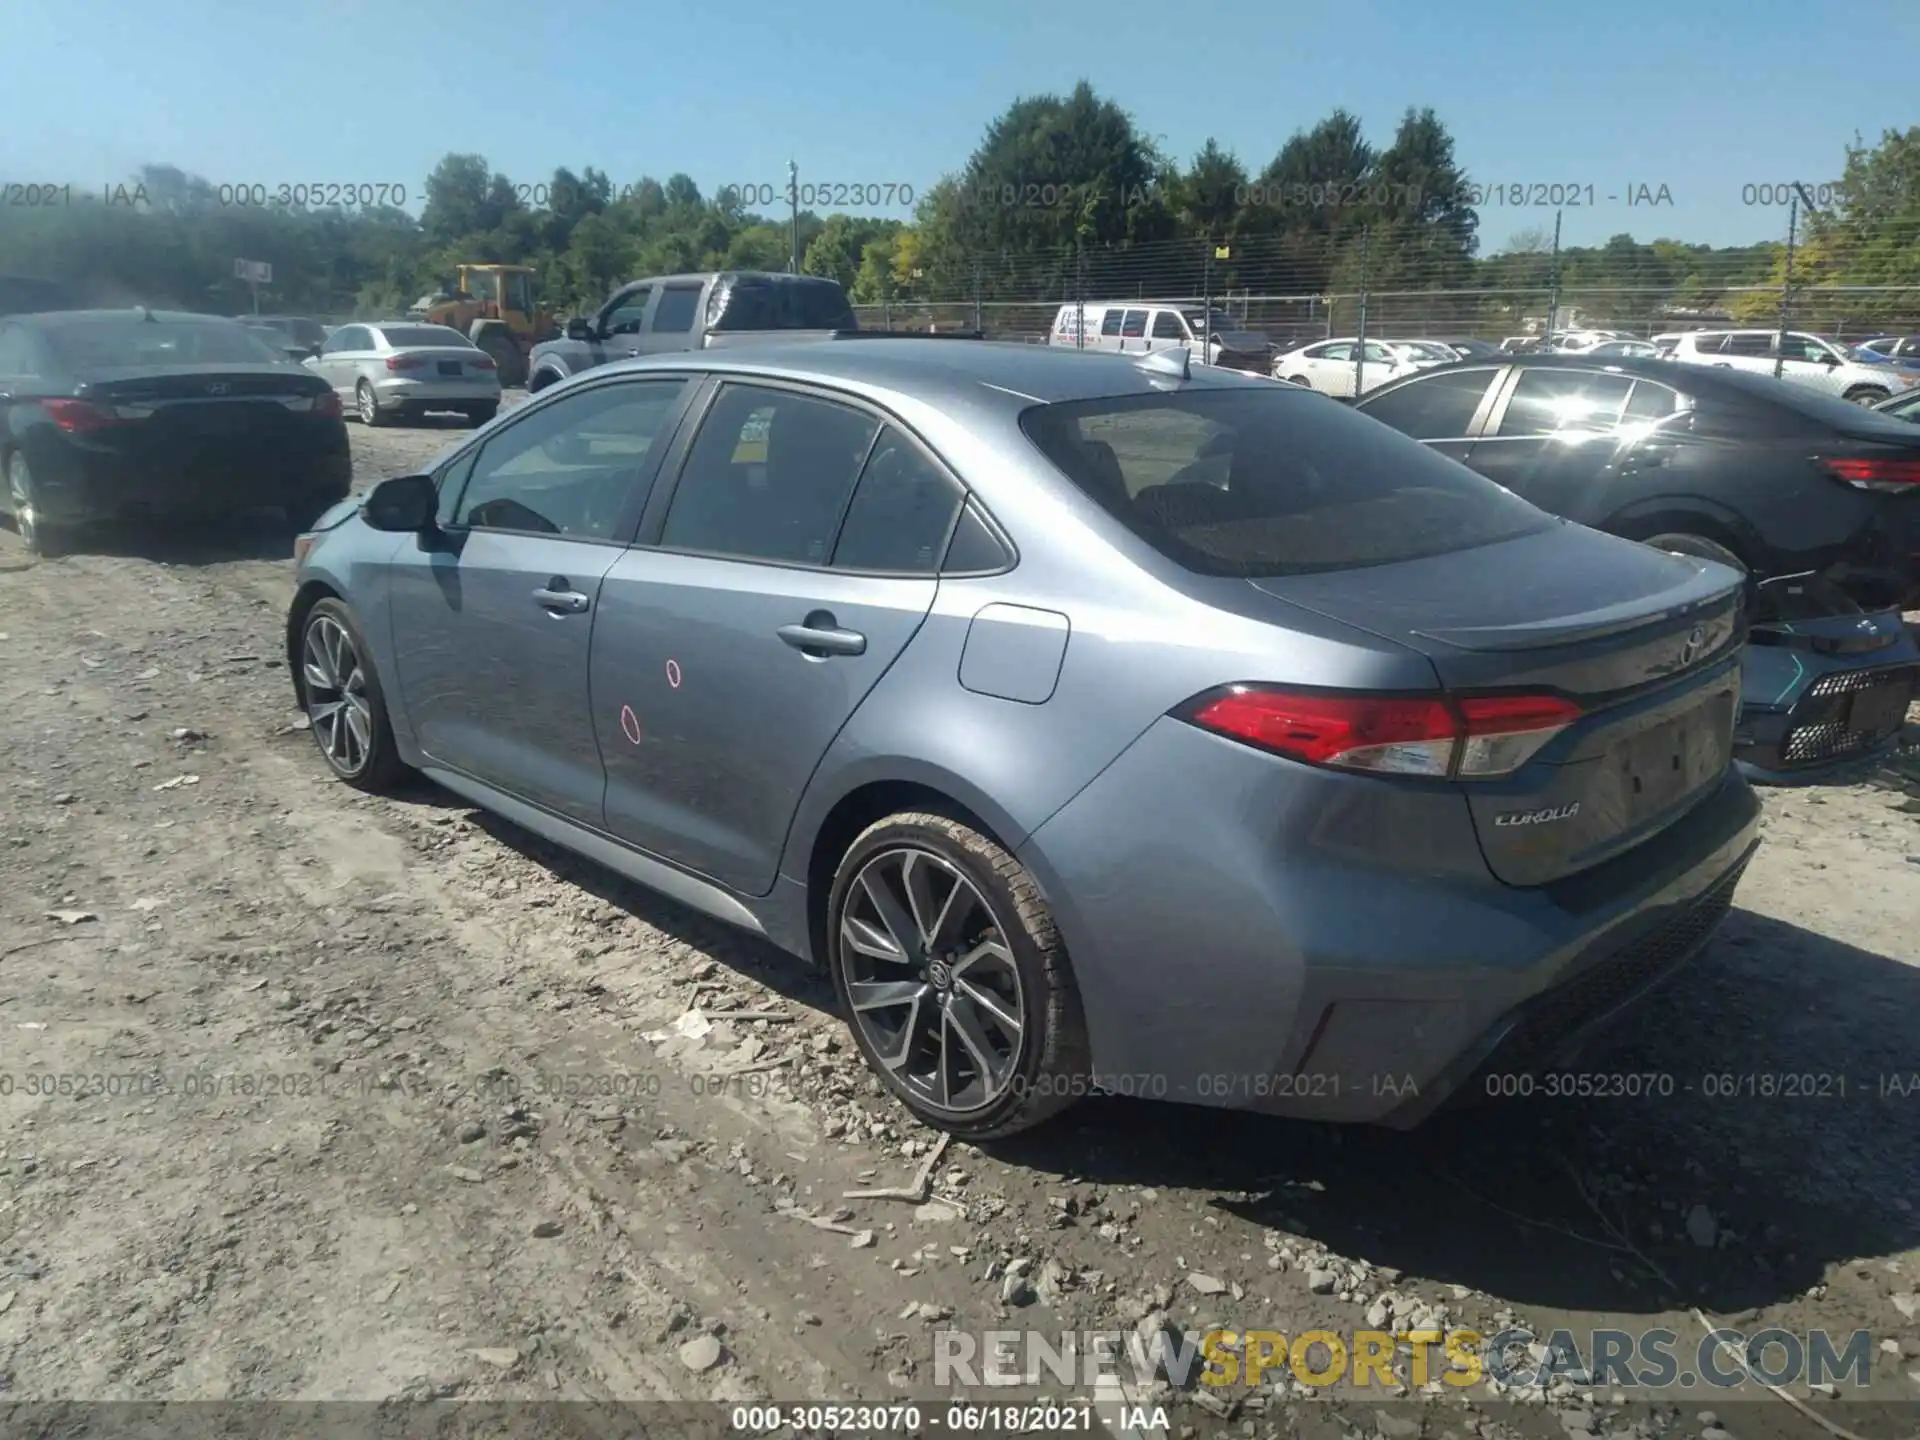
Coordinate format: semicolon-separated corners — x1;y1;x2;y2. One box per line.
1352;226;1372;397
1773;183;1816;380
787;160;799;274
1543;209;1563;347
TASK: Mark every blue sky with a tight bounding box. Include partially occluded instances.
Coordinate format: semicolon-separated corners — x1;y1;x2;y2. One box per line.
2;0;1912;253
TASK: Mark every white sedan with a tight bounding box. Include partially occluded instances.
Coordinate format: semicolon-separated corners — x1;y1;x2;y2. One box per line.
1270;337;1436;397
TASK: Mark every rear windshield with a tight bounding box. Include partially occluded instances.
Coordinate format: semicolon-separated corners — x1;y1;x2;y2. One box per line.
1020;387;1552;578
1705;367;1920;439
377;325;471;348
43;318;283;369
708;277;856;332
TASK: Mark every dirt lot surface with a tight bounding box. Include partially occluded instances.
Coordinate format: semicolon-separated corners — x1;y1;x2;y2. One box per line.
2;397;1918;1440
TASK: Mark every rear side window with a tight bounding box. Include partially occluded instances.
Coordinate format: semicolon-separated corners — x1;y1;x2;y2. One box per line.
661;383;879;564
1723;333;1773;357
1151;311;1186;340
831;426;966;574
1100;311;1124;337
1120;310;1148;339
1496;370;1635;436
1357;367;1496;439
651;284;701;332
1686;333;1725;355
1020;388;1551;578
1625;380;1681;420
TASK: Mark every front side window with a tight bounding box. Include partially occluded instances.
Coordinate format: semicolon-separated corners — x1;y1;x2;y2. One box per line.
1357;367;1498;439
452;379;688;539
1021;387;1549;578
1120;310;1148;339
602;289;652;336
659;384;879;565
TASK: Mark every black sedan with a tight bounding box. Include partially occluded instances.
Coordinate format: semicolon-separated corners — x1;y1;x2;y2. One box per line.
0;308;351;556
1352;353;1920;609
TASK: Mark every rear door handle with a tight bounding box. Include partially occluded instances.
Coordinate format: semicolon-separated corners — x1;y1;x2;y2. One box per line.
778;620;866;657
533;577;590;615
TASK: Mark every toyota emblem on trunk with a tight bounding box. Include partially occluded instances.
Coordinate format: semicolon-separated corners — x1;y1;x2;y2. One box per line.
1679;625;1706;665
206;382;229;394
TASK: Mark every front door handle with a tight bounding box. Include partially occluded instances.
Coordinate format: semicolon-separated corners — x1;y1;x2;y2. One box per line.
533;578;590;615
778;617;866;657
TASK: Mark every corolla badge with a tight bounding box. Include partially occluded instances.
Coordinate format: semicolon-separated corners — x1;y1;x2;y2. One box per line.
1494;802;1581;828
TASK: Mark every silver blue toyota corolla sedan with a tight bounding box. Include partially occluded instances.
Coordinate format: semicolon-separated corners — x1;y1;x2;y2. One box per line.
286;338;1761;1139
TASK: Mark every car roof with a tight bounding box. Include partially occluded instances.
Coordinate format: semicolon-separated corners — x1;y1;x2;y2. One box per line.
1365;350;1873;406
587;337;1285;408
15;308;246;328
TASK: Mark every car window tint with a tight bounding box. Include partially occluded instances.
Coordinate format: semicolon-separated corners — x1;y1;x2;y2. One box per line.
454;379;687;539
831;427;966;573
1496;370;1636;436
1722;332;1773;357
1624;380;1681;421
603;290;651;335
1151;311;1186;340
1099;310;1123;337
943;500;1012;572
1357;368;1495;439
1781;334;1831;363
1319;343;1351;362
0;325;42;375
1022;388;1549;578
1120;310;1148;339
661;384;879;564
651;284;702;333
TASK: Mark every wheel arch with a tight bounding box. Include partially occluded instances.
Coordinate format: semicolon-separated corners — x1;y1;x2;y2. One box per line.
285;579;343;706
796;772;1021;971
1600;499;1760;569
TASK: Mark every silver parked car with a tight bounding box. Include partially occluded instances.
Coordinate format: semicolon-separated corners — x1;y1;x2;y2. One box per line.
306;321;502;428
285;340;1760;1139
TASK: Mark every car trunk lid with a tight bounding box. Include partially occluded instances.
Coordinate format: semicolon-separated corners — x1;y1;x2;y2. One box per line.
71;365;333;459
1249;523;1746;886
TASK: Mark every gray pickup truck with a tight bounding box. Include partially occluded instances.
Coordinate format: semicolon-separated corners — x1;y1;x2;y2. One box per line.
527;271;858;392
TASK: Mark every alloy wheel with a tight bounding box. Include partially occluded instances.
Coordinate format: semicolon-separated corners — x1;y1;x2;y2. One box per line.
838;847;1026;1116
7;453;39;550
357;383;379;424
302;614;374;777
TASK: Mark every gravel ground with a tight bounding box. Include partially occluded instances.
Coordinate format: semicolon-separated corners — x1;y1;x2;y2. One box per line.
1;396;1917;1440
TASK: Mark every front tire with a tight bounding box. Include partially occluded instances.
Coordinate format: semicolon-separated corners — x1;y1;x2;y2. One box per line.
1844;386;1891;406
297;598;408;793
827;812;1090;1139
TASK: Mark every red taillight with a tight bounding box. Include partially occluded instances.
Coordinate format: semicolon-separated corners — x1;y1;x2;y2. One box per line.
385;354;428;371
313;389;343;418
1821;457;1920;492
471;355;496;371
43;398;127;433
1185;686;1582;779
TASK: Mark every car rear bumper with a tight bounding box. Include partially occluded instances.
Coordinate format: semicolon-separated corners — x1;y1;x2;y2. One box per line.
373;377;500;407
1017;715;1763;1125
25;431;352;522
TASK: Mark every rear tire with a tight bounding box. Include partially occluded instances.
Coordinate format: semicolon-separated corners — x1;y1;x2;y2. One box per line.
5;450;70;558
466;403;499;427
826;811;1091;1140
1643;532;1748;575
296;597;408;793
1844;386;1891;406
355;380;390;427
478;333;525;388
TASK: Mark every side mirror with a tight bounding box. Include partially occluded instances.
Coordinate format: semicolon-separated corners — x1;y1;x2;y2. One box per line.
566;317;595;341
363;474;437;533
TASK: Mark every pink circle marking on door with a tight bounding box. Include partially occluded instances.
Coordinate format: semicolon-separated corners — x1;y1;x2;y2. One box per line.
618;704;643;745
665;659;683;690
